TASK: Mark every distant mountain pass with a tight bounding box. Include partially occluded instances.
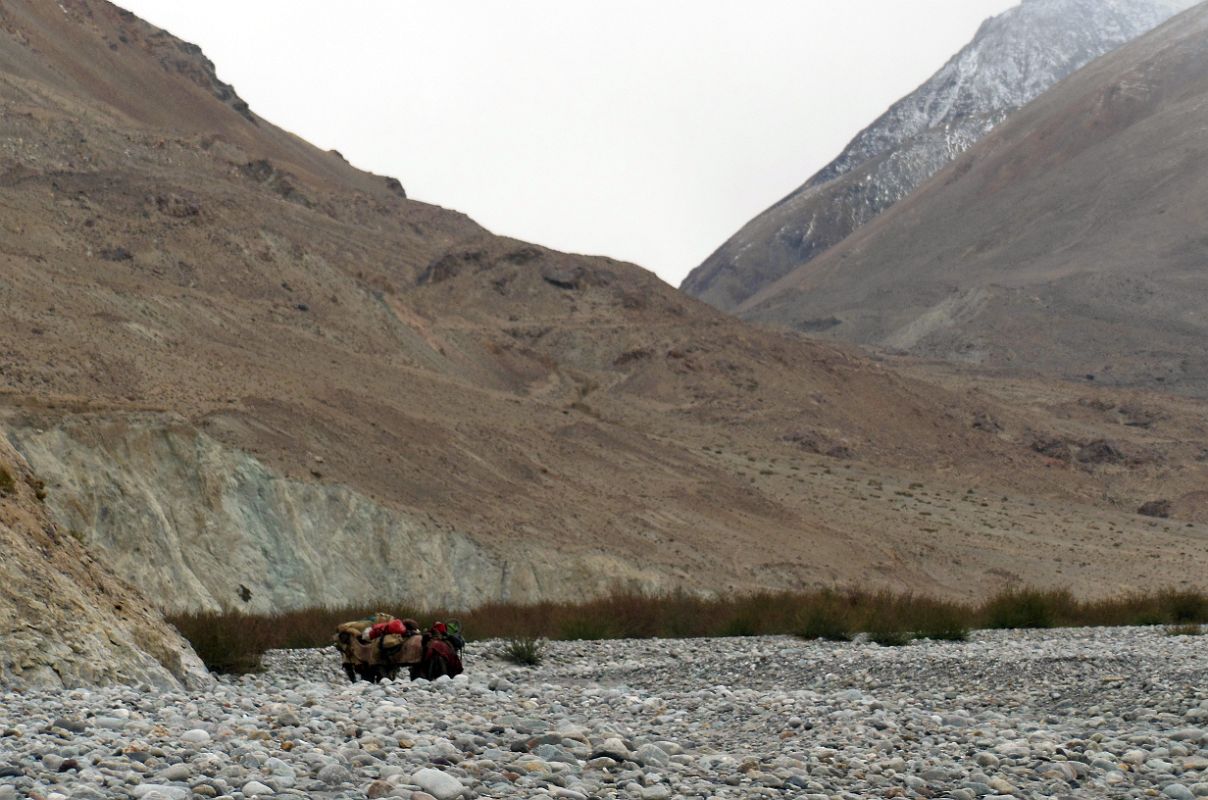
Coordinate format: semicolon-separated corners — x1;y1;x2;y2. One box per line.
682;0;1196;311
742;3;1208;395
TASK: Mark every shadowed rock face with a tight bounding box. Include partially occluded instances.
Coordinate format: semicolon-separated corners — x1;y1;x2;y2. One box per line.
682;0;1196;312
741;4;1208;396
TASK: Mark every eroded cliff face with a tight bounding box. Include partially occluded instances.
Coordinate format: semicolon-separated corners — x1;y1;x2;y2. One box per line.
0;435;210;690
5;416;671;615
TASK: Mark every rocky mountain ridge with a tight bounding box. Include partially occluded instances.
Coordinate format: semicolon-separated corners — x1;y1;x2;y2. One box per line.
681;0;1196;311
740;2;1208;395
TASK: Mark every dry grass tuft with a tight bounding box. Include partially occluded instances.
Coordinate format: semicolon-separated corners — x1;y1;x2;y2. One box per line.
500;637;545;666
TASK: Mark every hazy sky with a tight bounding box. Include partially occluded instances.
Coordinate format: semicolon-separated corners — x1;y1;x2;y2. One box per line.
120;1;1018;286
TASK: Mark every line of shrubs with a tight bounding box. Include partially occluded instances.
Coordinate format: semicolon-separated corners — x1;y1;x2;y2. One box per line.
167;587;1207;675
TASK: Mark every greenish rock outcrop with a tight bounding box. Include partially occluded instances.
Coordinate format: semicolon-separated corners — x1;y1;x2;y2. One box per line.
6;415;666;614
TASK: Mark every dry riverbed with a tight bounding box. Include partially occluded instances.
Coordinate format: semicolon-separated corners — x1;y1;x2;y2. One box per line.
1;628;1206;799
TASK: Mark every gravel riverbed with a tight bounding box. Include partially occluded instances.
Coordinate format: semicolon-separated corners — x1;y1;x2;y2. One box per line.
1;627;1205;800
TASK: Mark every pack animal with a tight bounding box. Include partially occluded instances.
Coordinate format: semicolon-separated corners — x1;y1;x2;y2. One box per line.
333;616;463;683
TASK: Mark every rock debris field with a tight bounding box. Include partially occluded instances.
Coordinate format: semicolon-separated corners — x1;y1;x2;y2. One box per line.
1;628;1206;800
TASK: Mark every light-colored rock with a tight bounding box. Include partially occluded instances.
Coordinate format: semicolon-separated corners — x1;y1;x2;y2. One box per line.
160;763;190;781
181;729;211;745
989;776;1017;794
1123;749;1148;764
411;768;465;800
241;781;274;797
131;786;189;800
600;737;630;756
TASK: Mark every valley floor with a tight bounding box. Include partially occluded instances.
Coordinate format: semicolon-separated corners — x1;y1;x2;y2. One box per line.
1;630;1206;799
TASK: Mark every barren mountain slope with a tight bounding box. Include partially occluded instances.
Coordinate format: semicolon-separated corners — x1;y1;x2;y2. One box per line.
1;0;1206;620
742;3;1208;396
682;0;1195;312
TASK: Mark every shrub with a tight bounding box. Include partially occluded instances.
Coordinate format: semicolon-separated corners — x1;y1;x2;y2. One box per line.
500;637;545;666
1129;611;1167;627
980;589;1069;629
559;618;613;641
881;593;972;642
1159;591;1206;624
162;587;1208;672
168;612;271;674
720;613;760;637
859;594;915;647
914;608;971;642
796;605;853;642
867;629;913;647
656;591;712;639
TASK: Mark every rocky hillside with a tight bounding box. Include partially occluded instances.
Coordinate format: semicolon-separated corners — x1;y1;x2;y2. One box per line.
0;436;210;689
0;0;1206;642
741;3;1208;395
682;0;1195;311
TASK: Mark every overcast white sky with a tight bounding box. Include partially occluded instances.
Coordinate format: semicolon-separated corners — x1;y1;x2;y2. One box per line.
119;1;1017;287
